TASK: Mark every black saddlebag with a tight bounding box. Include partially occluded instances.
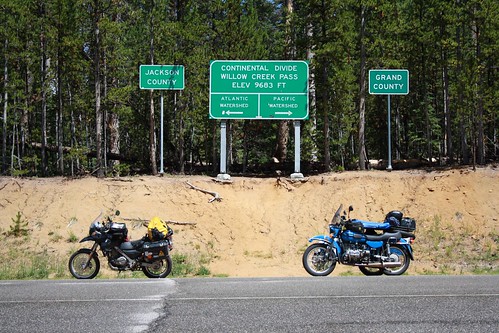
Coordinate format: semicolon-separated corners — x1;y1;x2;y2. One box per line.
391;217;416;232
345;221;364;233
399;217;416;231
108;222;128;241
143;240;169;259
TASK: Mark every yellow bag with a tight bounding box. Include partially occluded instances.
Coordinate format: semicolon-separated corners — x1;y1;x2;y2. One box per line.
147;217;170;241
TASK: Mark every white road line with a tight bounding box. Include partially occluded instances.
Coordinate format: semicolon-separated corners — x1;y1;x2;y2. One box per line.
168;293;499;301
0;298;161;304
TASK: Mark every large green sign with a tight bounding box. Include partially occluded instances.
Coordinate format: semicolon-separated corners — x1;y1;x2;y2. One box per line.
140;65;185;90
209;60;309;119
369;69;409;95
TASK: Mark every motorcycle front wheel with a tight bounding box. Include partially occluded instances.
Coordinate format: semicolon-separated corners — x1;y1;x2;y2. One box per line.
142;257;172;278
68;248;100;279
302;243;336;276
383;244;410;276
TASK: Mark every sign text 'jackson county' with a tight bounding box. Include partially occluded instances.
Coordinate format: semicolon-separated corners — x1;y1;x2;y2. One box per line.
139;65;185;90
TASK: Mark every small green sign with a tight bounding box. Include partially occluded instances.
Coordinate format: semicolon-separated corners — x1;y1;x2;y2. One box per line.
140;65;185;90
210;60;309;119
369;69;409;95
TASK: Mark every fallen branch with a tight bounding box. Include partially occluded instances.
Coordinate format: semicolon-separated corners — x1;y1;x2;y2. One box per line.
165;219;197;226
275;177;293;191
122;217;197;226
186;181;222;203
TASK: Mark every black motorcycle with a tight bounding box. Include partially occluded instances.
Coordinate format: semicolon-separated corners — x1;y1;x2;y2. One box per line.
68;211;173;279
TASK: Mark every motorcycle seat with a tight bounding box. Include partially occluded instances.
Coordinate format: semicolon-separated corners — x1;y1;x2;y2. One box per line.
120;240;145;250
354;219;391;230
365;231;401;241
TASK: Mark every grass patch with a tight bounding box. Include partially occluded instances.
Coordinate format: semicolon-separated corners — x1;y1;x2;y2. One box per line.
67;231;79;243
0;250;67;280
170;252;212;277
338;269;359;276
243;250;273;259
414;213;498;275
48;232;64;243
0;248;214;280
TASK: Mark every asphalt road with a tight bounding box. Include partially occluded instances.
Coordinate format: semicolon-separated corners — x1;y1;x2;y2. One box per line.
0;279;176;333
1;276;498;333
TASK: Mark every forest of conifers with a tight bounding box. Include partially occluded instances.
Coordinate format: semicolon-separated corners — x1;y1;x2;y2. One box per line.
1;0;498;177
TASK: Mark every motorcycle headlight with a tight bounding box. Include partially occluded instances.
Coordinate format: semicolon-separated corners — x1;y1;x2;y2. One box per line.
89;221;104;236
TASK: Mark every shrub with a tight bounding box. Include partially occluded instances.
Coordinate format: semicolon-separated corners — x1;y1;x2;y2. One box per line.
5;212;29;238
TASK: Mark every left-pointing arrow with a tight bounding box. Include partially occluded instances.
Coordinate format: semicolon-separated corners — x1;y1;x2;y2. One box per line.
225;111;244;115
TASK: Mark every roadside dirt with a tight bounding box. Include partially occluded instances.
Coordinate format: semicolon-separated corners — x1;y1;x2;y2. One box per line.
0;166;497;277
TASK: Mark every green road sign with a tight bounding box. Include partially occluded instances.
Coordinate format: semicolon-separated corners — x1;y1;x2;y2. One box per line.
209;60;309;119
140;65;185;90
369;69;409;95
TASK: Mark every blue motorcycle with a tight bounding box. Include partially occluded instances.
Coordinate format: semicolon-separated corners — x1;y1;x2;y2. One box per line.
302;205;416;276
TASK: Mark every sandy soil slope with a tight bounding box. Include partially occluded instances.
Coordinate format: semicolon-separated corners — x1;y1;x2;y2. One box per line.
0;166;497;277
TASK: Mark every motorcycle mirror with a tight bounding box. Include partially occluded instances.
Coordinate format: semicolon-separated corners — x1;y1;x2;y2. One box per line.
115;210;120;216
349;205;353;212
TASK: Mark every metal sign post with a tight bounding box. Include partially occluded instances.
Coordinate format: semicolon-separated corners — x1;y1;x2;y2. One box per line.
387;95;392;171
291;121;303;179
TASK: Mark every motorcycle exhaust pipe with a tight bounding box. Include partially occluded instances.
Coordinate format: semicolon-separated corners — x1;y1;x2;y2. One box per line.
359;262;402;268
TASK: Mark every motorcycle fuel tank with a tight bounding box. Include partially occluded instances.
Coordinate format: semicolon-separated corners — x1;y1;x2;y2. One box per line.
341;230;366;243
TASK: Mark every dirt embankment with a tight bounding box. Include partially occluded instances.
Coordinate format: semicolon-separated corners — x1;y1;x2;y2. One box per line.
0;166;497;277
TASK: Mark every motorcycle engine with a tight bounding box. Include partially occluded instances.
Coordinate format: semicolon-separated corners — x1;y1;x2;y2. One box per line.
110;256;128;268
342;244;370;264
107;248;130;270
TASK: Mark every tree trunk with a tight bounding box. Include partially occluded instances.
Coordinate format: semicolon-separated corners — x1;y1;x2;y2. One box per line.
307;19;318;163
94;0;104;177
227;120;232;172
358;4;367;170
474;25;484;165
442;57;452;163
103;53;108;171
422;63;431;162
2;38;7;173
21;53;30;161
440;19;454;164
148;4;157;175
57;26;64;174
273;0;294;163
212;121;217;173
178;92;185;174
108;111;120;170
69;86;78;176
178;117;185;174
322;64;330;171
149;90;157;175
456;17;469;164
40;8;48;176
274;122;289;163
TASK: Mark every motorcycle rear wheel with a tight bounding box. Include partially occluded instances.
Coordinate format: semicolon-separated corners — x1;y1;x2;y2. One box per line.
302;243;336;276
383;245;410;276
142;257;172;278
68;248;100;279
